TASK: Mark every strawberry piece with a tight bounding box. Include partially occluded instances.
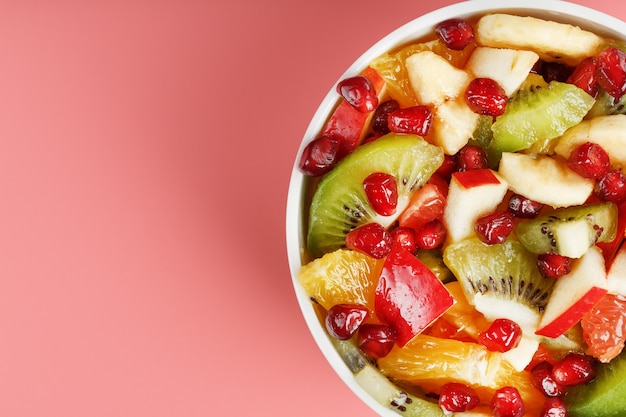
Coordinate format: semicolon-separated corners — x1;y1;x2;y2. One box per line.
435;18;474;51
465;77;508;117
596;47;626;99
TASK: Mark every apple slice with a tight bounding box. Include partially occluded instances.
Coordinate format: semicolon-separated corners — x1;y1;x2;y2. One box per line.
443;169;508;243
536;246;608;338
607;244;626;296
431;99;480;155
375;245;454;347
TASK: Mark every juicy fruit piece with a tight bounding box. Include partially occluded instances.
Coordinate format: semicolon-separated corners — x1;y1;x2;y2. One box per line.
464;78;507;116
490;81;596;154
406;50;471;105
507;193;544;219
415;219;446;250
306;134;443;258
530;362;568;397
552;352;597;386
374;245;454;347
596;169;626;203
438;382;480;413
568;57;599;97
435;18;474;51
581;293;626;363
458;145;489;172
474;210;514;245
325;304;369;340
297;248;383;311
388;106;433;136
298;135;340;176
372;99;400;134
567;141;611;179
398;183;446;233
363;172;398;216
431;98;480;155
596;47;626;99
345;222;392;259
337;75;379;113
478;318;522;353
357;323;397;358
540;397;568;417
515;202;617;258
390;226;417;254
490;386;524;417
536;253;573;279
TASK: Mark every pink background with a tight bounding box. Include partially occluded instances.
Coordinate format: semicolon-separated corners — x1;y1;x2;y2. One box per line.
0;0;624;416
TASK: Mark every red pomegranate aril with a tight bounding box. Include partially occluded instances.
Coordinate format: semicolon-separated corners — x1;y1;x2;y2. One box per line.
298;135;340;176
363;172;398;216
325;304;370;340
415;219;446;250
596;169;626;203
478;318;522;353
541;61;574;83
465;78;508;117
508;193;544;218
531;361;568;397
458;145;489;171
435;154;459;181
435;18;474;50
390;226;417;255
567;141;611;179
596;47;626;99
337;75;379;113
552;353;597;386
567;57;599;97
491;386;525;417
357;323;396;358
537;253;573;279
438;382;480;413
475;211;515;245
540;397;568;417
345;222;392;259
372;99;400;134
388;106;433;136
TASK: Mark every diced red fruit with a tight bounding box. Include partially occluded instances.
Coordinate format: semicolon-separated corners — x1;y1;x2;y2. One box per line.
435;154;459;182
345;223;392;259
325;304;370;340
567;57;599;97
596;169;626;203
372;99;400;134
415;219;446;250
551;353;596;386
475;211;515;245
298;135;340;176
530;361;568;398
596;47;626;99
491;386;525;417
567;141;611;179
337;75;379;113
464;77;508;117
387;106;433;136
458;145;489;171
427;173;450;198
438;382;480;413
478;318;522;353
390;226;417;255
398;183;446;233
357;323;396;358
508;193;544;219
435;18;474;51
540;397;568;417
363;172;398;216
537;253;573;279
581;293;626;363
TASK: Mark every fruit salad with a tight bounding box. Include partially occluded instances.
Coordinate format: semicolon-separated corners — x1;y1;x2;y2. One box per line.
292;8;626;417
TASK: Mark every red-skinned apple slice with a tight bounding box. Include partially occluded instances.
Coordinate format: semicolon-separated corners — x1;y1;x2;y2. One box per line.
536;246;608;338
375;245;454;347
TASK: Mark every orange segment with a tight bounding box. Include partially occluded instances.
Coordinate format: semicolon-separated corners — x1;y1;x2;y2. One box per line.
442;281;491;339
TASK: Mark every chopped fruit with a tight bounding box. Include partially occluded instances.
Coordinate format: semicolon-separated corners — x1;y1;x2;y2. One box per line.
464;78;508;116
374;245;454;346
298;135;340;176
372;99;400;134
438;382;480;413
540;397;568;417
357;323;397;358
607;243;626;295
567;141;611;179
431;98;480;155
596;47;626;99
435;154;459;181
441;281;491;340
537;253;573;279
474;211;514;245
539;61;574;83
507;194;544;219
581;293;626;363
325;304;370;340
398;183;446;233
458;145;489;171
389;226;417;254
387;105;433;136
478;318;522;353
415;219;446;250
336;75;379;113
530;361;568;397
490;386;525;417
596;169;626;203
552;352;597;386
345;222;392;259
363;172;398;216
567;56;599;97
435;18;474;51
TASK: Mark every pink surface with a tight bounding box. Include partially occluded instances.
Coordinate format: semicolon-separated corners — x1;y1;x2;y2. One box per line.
0;0;625;416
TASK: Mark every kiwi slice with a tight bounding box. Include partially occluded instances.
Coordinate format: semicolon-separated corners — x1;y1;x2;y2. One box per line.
416;249;454;283
516;202;617;258
566;349;626;417
306;134;443;259
587;88;626;118
490;80;596;154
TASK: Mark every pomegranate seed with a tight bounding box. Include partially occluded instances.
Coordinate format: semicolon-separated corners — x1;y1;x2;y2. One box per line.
475;211;515;245
345;222;392;259
508;193;544;218
567;141;611;179
465;78;508;117
298;135;340;176
325;304;369;340
415;219;446;250
540;397;568;417
372;99;400;134
567;57;599;97
390;226;417;255
537;253;573;279
435;154;459;181
388;106;433;136
491;386;525;417
596;47;626;99
596;169;626;203
357;323;396;358
458;145;489;171
337;75;379;113
478;318;522;353
552;353;596;386
541;61;574;83
435;18;474;50
530;361;568;397
363;172;398;216
438;382;480;413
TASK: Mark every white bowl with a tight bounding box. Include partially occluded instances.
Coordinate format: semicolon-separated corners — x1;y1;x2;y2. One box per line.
286;1;626;415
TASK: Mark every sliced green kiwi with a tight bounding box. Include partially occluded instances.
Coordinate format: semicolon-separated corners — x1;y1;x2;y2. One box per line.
416;249;454;283
587;88;626;118
516;202;617;258
490;80;596;154
306;133;444;259
566;348;626;417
